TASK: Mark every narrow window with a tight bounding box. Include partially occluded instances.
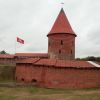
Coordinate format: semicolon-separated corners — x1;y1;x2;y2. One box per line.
59;50;61;54
21;78;24;81
61;40;63;45
71;50;72;54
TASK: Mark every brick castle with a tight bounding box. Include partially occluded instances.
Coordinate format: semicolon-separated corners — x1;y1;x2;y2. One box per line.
0;8;100;88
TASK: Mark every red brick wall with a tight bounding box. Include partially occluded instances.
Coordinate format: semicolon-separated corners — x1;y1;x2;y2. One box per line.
15;64;43;84
44;67;100;88
48;33;75;60
16;64;100;88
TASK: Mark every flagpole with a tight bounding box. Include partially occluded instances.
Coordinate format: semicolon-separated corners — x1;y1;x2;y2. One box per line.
15;37;17;54
61;2;64;8
15;36;24;54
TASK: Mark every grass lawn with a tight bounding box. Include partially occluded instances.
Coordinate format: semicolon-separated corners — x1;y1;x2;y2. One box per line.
0;87;100;100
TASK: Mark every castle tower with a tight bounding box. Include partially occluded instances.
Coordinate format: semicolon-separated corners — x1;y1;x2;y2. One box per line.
47;8;77;60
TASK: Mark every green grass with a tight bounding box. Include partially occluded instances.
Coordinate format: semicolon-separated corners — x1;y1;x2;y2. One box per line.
0;96;3;100
7;96;17;100
24;87;75;94
0;96;17;100
71;94;100;100
0;87;100;100
28;87;39;94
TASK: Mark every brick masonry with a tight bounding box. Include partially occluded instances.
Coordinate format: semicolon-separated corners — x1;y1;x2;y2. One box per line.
48;34;75;60
15;8;100;89
15;64;100;88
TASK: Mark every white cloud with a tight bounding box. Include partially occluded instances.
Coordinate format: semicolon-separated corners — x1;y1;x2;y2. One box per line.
0;0;100;58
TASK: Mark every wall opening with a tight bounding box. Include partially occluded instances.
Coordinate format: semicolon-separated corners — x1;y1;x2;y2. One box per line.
21;78;24;81
61;40;63;45
71;50;72;54
16;77;17;80
59;50;61;54
31;79;37;83
31;79;37;85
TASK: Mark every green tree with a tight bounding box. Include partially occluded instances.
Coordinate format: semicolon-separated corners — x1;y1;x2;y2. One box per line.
0;50;7;54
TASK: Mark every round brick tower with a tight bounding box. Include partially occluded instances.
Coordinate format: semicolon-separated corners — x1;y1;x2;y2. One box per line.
47;8;77;60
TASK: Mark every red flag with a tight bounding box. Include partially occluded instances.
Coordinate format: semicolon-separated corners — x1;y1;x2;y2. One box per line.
17;37;24;44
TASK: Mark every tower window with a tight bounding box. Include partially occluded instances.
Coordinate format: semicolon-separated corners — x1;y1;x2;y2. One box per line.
61;40;63;45
71;50;72;54
21;78;24;81
59;50;61;54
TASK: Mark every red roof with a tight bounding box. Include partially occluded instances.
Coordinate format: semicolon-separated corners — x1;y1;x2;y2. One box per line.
36;59;95;68
35;59;56;66
47;8;76;36
16;58;40;64
16;58;98;68
0;54;14;58
15;53;48;58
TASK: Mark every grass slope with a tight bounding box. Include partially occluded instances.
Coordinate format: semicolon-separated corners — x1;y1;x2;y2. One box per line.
0;87;100;100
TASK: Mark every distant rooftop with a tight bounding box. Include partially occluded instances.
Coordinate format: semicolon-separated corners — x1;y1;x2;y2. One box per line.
15;53;48;58
0;54;14;58
16;58;100;69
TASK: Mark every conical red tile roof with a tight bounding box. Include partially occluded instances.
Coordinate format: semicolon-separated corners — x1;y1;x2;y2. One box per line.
47;8;76;36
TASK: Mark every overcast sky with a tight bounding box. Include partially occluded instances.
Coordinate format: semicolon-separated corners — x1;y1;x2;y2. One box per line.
0;0;100;58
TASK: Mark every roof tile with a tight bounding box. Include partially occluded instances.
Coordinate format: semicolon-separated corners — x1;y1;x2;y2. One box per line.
35;59;56;66
47;8;76;36
0;54;14;58
16;58;98;68
15;53;48;58
16;58;40;64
